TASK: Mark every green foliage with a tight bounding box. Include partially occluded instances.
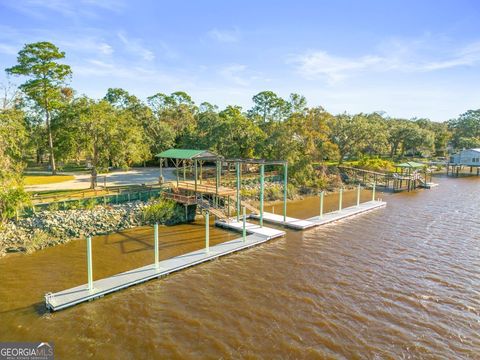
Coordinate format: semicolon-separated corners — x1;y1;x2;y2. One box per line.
142;198;177;225
6;41;72;174
357;157;395;172
448;110;480;150
84;198;97;210
47;202;59;212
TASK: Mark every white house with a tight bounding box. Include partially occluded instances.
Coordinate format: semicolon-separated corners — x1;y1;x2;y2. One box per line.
450;148;480;166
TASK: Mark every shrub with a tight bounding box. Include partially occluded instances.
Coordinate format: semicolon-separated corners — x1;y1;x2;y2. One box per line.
357;156;395;172
142;198;176;225
84;198;97;210
47;201;59;212
0;187;30;222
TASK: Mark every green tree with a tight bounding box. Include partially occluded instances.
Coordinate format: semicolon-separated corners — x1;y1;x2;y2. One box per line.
0;108;30;222
328;113;374;163
448;109;480;150
248;91;291;123
6;42;72;174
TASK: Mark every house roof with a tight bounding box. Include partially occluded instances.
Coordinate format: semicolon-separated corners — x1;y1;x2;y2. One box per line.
155;149;220;160
396;161;426;168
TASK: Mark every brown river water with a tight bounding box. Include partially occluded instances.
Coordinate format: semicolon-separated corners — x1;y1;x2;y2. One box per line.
0;176;479;359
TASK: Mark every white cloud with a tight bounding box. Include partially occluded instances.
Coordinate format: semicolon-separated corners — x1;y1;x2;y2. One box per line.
3;0;125;19
219;64;249;86
291;39;480;83
117;32;154;61
208;28;241;43
0;43;18;55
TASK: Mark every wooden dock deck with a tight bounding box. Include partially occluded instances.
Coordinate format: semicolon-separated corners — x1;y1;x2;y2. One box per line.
307;200;386;225
45;233;280;311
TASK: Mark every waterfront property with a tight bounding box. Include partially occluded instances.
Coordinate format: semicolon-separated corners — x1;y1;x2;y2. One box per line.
339;162;437;192
447;148;480;176
45;148;387;311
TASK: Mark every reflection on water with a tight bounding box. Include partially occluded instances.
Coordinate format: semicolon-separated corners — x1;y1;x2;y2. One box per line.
0;177;479;358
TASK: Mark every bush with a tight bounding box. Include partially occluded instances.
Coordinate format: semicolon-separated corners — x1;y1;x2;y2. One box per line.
0;187;31;222
84;198;97;210
47;201;59;212
265;186;282;201
357;156;395;172
142;198;176;225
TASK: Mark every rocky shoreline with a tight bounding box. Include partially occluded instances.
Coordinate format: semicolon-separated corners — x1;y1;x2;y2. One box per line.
0;202;147;257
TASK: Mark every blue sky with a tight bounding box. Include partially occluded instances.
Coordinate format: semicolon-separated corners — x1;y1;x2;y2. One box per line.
0;0;479;121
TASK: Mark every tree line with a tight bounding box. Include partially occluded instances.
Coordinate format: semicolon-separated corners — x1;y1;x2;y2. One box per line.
1;41;479;193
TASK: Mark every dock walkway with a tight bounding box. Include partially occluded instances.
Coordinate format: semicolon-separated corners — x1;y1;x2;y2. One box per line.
215;219;286;238
45;200;386;311
250;212;317;230
307;200;386;225
46;233;279;311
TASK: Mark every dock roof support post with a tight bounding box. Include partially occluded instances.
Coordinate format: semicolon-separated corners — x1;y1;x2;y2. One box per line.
357;184;361;207
183;160;186;181
194;159;198;193
154;223;159;269
339;187;343;211
216;160;219;195
260;164;265;227
205;210;210;253
320;191;324;218
283;162;288;223
86;236;93;292
236;162;241;221
159;158;163;184
242;206;246;242
199;160;203;184
372;183;376;201
175;159;179;187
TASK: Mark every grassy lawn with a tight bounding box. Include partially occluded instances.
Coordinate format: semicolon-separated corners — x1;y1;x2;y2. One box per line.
24;174;75;186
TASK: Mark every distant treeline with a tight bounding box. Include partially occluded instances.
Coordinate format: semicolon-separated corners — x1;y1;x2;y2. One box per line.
1;41;480;196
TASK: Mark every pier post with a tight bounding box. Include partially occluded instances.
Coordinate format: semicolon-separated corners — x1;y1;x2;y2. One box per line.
357;184;361;207
236;162;240;221
183;160;186;181
260;164;265;227
86;236;93;292
320;191;324;218
194;159;198;193
283;162;288;223
205;210;210;253
372;183;376;201
154;223;159;269
338;188;343;211
242;206;246;242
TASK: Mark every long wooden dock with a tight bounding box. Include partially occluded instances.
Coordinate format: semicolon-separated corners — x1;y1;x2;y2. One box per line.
45;232;281;311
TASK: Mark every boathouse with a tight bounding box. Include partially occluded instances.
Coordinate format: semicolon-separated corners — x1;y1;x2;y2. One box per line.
448;148;480;176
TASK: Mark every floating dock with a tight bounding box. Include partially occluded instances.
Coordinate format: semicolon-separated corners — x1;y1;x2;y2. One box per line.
215;218;286;238
45;232;282;311
250;212;317;230
45;200;386;311
307;200;386;225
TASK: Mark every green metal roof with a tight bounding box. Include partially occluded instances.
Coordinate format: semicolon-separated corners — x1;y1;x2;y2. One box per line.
396;161;425;168
155;148;219;160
